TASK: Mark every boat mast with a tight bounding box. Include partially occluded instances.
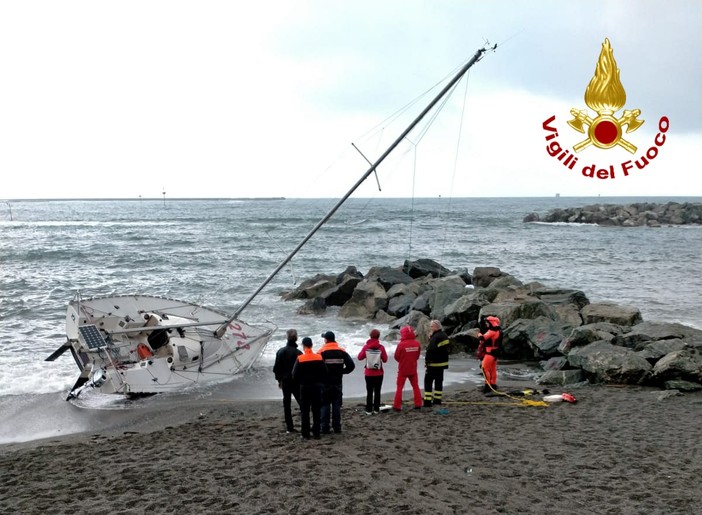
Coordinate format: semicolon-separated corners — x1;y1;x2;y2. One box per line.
216;43;494;337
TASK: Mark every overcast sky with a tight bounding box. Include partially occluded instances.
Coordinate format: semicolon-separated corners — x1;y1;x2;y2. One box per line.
1;0;700;199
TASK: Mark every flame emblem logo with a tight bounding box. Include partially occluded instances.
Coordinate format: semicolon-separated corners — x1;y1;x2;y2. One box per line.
568;38;644;153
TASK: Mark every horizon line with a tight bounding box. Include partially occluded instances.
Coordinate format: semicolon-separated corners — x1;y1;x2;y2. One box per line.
2;195;701;203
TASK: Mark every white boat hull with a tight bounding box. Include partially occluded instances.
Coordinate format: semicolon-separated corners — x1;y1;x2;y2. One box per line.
59;293;274;397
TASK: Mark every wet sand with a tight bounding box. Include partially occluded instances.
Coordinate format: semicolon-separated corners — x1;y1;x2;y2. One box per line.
1;382;700;515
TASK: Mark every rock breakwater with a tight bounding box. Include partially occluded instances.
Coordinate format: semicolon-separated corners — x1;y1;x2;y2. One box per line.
281;258;702;390
523;201;702;227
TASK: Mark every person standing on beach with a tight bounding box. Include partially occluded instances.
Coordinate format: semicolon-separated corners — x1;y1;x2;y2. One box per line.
273;328;302;433
291;337;327;440
423;320;450;407
393;325;423;411
357;328;388;415
477;316;502;394
318;331;355;434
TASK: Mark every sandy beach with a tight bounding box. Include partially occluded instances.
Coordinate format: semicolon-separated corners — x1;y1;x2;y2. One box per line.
1;381;700;515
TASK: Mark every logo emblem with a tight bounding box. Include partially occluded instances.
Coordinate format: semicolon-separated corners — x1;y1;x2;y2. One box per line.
567;38;644;153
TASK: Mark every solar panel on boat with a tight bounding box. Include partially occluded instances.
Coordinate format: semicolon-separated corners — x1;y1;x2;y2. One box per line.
78;324;108;350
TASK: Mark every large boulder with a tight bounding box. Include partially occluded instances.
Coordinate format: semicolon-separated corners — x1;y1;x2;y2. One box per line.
365;266;413;291
442;289;494;327
559;322;628;354
320;276;362;307
567;340;652;384
637;339;687;363
532;288;590;310
528;288;590;328
650;348;702;384
296;296;327;315
486;275;523;291
480;298;558;331
338;280;388;319
537;369;584;386
402;258;452;279
558;325;605;354
610;332;653;350
410;291;433;315
386;293;417;317
471;266;507;288
281;274;336;300
385;281;431;314
336;266;364;283
373;309;396;324
503;317;570;359
581;303;643;326
624;321;702;346
386;283;408;298
428;275;469;319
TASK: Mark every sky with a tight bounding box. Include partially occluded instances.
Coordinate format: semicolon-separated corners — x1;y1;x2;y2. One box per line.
1;0;700;199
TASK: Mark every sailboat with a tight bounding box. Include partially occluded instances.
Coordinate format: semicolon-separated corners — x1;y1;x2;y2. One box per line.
46;43;495;399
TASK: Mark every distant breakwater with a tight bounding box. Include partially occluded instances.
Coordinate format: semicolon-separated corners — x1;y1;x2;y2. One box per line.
523;201;702;227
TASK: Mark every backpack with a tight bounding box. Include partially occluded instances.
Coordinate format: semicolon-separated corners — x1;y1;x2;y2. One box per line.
365;348;382;370
490;330;503;358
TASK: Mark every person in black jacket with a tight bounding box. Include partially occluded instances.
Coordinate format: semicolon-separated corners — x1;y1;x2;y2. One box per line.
273;329;302;433
423;320;450;407
318;331;355;434
291;337;327;440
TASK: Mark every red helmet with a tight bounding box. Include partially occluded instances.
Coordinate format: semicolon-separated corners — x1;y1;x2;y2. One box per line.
486;316;501;328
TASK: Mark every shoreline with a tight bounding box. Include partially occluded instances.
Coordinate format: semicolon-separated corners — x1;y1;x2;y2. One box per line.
1;383;700;514
0;356;491;447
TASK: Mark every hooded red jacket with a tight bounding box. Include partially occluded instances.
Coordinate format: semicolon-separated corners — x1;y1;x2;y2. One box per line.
357;338;388;377
394;326;421;376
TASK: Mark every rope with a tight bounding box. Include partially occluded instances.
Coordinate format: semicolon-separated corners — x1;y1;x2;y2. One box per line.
444;400;547;408
478;364;550;408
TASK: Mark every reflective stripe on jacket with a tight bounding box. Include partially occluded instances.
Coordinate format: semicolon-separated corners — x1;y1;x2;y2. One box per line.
318;341;355;384
425;330;449;369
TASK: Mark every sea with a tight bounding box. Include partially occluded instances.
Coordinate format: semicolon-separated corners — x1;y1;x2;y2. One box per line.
1;196;700;443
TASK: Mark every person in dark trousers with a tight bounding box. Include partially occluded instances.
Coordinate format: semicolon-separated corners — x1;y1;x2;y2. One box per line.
424;319;450;407
318;331;355;434
291;337;327;440
273;328;302;433
357;328;388;414
477;316;502;394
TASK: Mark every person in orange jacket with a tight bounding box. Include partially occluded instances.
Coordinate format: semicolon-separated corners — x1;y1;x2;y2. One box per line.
318;331;355;434
292;337;327;440
393;325;423;411
476;315;502;394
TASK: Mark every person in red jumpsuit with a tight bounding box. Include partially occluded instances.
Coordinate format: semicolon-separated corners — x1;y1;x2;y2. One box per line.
476;315;502;394
393;326;423;411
